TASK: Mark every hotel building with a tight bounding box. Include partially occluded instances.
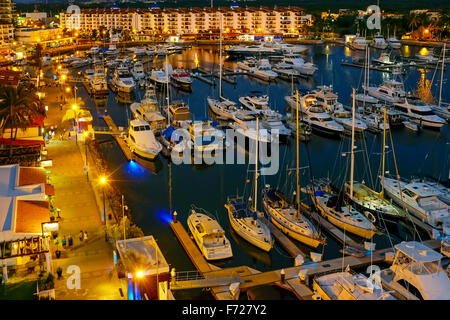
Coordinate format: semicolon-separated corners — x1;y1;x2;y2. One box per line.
0;0;14;42
59;6;312;36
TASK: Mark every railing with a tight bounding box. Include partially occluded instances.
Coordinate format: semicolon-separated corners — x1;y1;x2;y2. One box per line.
173;270;205;282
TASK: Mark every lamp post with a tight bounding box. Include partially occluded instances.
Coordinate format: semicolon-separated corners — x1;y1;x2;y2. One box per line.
84;131;89;181
100;176;108;241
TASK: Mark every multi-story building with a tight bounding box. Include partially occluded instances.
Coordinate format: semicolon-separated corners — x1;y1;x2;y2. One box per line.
59;6;312;36
0;0;14;42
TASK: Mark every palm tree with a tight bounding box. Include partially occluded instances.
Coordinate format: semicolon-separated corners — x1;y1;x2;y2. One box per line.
409;13;420;33
0;82;45;157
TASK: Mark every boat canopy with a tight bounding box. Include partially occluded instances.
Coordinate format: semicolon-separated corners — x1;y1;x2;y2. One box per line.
395;241;443;263
161;126;183;143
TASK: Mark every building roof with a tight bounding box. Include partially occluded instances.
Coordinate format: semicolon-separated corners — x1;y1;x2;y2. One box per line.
14;200;49;234
0;164;50;242
116;236;169;277
395;241;443;262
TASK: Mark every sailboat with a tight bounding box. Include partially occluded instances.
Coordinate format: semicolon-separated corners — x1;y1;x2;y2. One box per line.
225;116;274;252
307;90;379;239
343;106;406;224
431;43;450;121
262;90;326;248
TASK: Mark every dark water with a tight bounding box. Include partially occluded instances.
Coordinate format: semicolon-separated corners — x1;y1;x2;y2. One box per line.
71;44;449;299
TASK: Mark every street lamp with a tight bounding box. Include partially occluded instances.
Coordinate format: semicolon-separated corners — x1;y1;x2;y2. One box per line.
100;176;108;241
84;131;89;181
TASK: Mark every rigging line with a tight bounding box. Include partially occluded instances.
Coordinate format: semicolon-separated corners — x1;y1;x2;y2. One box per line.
361;131;375;188
388;120;422;242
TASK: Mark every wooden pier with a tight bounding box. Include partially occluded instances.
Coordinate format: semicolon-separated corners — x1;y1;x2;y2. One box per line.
102;115;135;161
259;216;309;260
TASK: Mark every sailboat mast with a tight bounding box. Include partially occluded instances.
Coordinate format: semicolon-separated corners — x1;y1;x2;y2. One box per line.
296;90;300;217
254;116;259;212
350;88;356;201
166;55;170;126
439;43;446;106
381;106;387;197
219;12;223;99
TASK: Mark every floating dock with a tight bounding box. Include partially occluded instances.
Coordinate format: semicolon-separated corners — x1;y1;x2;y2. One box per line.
259;216;308;260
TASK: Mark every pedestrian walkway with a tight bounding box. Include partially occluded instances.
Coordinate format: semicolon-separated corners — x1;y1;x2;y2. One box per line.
46;139;124;300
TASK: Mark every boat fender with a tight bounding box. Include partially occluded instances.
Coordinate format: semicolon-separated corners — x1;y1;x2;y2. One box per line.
364;211;376;223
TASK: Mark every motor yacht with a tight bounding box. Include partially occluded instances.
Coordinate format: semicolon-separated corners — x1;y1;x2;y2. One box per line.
366;80;406;104
187;121;228;159
251;59;278;81
285;93;344;137
314;86;366;132
282;54;318;76
237;58;258;72
105;44;119;56
170;69;193;87
371;34;388;50
271;62;301;79
124;119;162;160
167;101;191;127
382;177;449;230
388;36;402;49
314;271;396;300
372;53;396;65
225;196;273;252
131;61;146;81
416;52;439;64
380;241;450;300
393;96;446;129
149;69;170;87
348;35;368;51
89;63;108;96
111;66;136;93
207;97;255;121
431;103;450;122
187;209;233;260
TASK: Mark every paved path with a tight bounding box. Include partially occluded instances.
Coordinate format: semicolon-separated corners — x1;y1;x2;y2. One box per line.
46;139;125;300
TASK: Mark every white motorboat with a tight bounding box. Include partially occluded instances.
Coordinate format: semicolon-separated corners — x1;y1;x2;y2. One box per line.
170;69;193;87
187;121;228;158
382;177;449;230
271;62;301;79
380;241;450;300
83;68;95;82
106;44;119;56
130;91;165;132
388;36;402;49
131;61;146;80
372;53;396;65
239;94;270;112
226;43;279;56
393;96;446;129
314;85;367;132
90;63;108;96
225;196;273;252
371;33;388;50
229;116;275;145
416;52;439;63
71;57;92;68
410;178;450;206
285;93;344;137
314;271;396;300
282;54;318;76
237;58;258;72
403;120;420;132
207;97;255;121
431;103;450;122
88;46;99;55
187;209;233;260
356;113;389;133
348;35;368;50
251;59;278;81
149;69;170;86
366;79;406;104
128;47;147;55
125;119;162;160
263;185;325;248
111;66;136;93
260;114;291;140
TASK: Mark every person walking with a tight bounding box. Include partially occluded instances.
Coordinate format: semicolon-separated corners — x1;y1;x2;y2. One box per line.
62;236;67;249
84;231;88;243
68;235;73;248
79;230;84;243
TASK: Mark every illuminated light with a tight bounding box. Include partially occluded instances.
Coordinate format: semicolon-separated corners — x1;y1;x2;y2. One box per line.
66;87;70;92
136;270;144;278
45;105;48;111
12;41;16;46
36;38;40;42
424;29;429;34
100;176;107;184
84;131;88;137
61;74;66;80
419;47;429;56
72;104;77;110
156;209;173;225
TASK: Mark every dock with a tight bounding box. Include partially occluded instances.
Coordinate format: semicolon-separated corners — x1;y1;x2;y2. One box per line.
299;203;364;253
102;115;134;161
259;216;308;260
191;73;216;86
169;217;442;300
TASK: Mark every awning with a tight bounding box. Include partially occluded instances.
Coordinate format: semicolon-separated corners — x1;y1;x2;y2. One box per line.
14;200;50;234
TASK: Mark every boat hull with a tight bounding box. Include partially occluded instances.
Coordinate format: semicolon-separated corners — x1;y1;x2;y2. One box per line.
225;204;272;252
